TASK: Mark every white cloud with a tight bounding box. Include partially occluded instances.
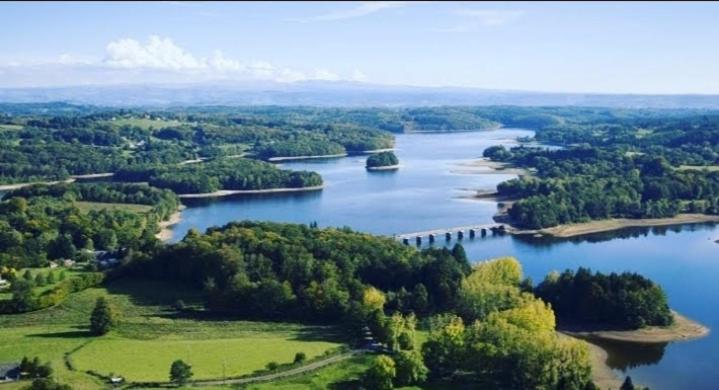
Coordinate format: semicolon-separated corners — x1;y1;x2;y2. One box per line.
313;69;341;81
290;1;410;22
435;9;525;32
351;69;368;82
105;35;205;70
0;35;367;86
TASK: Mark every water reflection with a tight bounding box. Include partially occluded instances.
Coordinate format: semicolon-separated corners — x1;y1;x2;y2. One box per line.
586;338;667;372
513;223;719;246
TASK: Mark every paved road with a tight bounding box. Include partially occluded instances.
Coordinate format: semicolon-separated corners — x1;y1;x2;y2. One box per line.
194;350;364;387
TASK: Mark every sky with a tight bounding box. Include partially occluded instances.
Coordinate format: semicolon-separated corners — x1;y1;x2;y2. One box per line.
0;1;718;94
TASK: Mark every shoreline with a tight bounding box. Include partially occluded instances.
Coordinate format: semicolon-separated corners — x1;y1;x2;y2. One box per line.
559;333;622;389
361;148;396;154
267;153;348;162
451;158;531;176
366;164;400;171
155;207;185;242
515;214;719;238
560;311;709;344
582;337;623;389
177;185;324;199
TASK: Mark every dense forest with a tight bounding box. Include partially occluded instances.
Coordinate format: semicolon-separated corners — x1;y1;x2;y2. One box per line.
0;183;177;268
366;151;399;168
0;105;395;185
483;111;719;228
535;268;673;329
125;221;472;322
114;159;322;194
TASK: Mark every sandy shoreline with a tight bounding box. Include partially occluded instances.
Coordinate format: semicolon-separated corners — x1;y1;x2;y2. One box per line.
366;164;400;171
177;185;324;199
518;214;719;238
267;153;348;162
361;148;396;154
452;158;530;176
155;207;185;242
561;311;709;344
583;338;623;389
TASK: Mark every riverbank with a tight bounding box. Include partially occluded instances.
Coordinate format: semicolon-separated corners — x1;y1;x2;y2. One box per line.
560;311;709;344
361;148;396;154
267;153;348;162
155;207;185;242
584;339;623;389
451;158;531;176
177;185;324;199
366;164;400;171
520;214;719;238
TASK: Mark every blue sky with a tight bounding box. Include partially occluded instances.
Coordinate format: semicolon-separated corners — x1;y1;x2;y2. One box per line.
0;1;718;93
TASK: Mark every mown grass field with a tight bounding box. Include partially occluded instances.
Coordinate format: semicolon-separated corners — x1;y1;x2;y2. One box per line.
0;278;342;388
106;117;185;130
677;164;719;172
0;124;23;131
74;201;152;214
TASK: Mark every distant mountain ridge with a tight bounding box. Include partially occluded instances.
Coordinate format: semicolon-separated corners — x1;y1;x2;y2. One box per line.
1;81;719;108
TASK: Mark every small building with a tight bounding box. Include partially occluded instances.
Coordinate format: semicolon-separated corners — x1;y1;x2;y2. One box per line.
0;363;20;382
110;376;124;385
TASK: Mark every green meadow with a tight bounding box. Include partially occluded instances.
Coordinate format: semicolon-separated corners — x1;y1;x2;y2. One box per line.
0;278;342;388
74;201;153;214
106;117;185;130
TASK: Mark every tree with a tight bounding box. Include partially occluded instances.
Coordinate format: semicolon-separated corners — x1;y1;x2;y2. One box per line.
169;359;193;386
90;297;115;335
363;286;386;313
394;350;428;386
621;376;636;390
362;355;396;390
11;280;35;312
46;272;56;285
26;378;72;390
293;352;306;364
34;273;46;287
23;270;33;282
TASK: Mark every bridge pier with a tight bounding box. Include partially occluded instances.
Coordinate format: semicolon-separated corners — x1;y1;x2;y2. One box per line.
445;232;452;241
402;238;409;245
416;236;422;246
457;231;464;240
469;229;476;238
429;233;435;243
481;228;487;237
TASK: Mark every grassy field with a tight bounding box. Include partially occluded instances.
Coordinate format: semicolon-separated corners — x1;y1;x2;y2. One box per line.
74;201;152;214
0;268;81;301
106;117;185;130
0;278;342;388
677;164;719;172
0;124;23;131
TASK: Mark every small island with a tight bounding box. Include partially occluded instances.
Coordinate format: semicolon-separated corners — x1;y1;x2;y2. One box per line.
366;151;400;171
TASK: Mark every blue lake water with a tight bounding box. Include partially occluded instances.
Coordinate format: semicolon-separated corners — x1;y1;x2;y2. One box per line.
171;129;719;389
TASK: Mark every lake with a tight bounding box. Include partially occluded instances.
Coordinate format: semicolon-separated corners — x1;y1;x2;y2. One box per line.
172;129;718;389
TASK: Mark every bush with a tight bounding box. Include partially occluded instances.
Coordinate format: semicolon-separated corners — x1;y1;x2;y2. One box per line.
293;352;306;364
